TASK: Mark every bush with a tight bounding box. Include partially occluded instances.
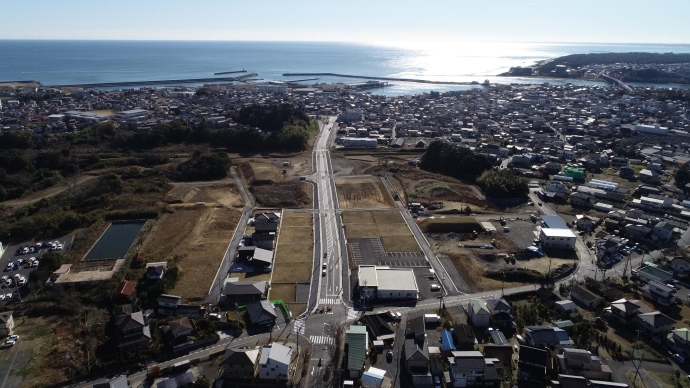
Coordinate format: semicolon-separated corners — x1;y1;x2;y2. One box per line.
170;152;231;182
420;142;492;182
476;169;528;198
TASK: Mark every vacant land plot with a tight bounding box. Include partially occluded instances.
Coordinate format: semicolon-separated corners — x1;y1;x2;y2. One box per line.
335;176;395;209
418;217;482;234
140;206;241;302
342;210;421;253
270;212;314;300
240;162;284;185
253;181;312;208
165;184;243;208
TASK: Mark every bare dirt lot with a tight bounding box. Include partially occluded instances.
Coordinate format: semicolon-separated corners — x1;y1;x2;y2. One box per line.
165;183;243;208
426;221;577;292
271;212;314;302
238;161;312;208
335;176;395;209
140;206;241;302
342;210;421;253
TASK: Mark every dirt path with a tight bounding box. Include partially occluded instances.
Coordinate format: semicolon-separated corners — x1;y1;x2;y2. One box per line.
1;175;96;208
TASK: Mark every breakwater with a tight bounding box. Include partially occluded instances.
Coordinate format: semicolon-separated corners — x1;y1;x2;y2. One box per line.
48;73;258;88
283;72;475;85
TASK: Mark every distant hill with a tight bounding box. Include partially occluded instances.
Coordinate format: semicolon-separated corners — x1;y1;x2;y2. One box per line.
538;52;690;72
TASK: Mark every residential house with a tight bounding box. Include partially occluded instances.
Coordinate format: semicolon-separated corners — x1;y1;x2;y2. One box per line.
637;311;675;338
524;326;574;348
570;192;593;208
643;280;676;307
536;287;562;304
575;215;595;231
145;262;168;281
174;304;207;319
361;367;386;388
0;311;14;337
624;224;651;240
251;233;276;250
619;165;635;179
634;265;673;284
113;306;151;352
569;285;604;309
404;316;429;373
554;300;578;314
486;298;513;330
157;294;182;312
220;280;269;304
360;313;396;341
246;300;278;326
557;348;612;380
258;343;292;381
666;328;690;358
162;316;195;349
468;299;491;328
93;375;128;388
517;346;547;383
254;212;281;232
652;222;675;242
441;330;457;352
345;325;369;378
670;256;690;275
237;246;274;271
638;169;659;184
607;299;651;326
452;323;477;351
448;351;502;388
114;280;136;302
221;347;260;379
156;372;195;388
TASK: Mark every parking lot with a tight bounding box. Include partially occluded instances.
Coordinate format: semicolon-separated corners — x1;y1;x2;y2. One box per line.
413;267;444;300
0;237;73;303
349;238;428;267
498;220;539;249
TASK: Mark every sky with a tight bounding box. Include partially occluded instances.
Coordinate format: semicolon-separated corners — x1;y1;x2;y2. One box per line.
1;0;688;43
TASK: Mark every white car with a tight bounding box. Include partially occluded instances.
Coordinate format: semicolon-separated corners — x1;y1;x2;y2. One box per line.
3;280;10;287
5;293;12;300
0;276;7;282
17;278;26;286
7;335;18;342
0;295;5;301
2;340;15;348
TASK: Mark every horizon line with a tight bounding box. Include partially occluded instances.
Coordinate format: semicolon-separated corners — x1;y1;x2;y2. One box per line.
0;38;689;45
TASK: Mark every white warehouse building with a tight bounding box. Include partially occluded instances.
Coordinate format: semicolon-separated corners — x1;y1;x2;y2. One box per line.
342;137;378;149
357;265;418;300
539;228;577;250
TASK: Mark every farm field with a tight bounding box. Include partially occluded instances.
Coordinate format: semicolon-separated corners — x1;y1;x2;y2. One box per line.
269;212;314;316
139;206;241;302
342;210;421;253
335;176;395;209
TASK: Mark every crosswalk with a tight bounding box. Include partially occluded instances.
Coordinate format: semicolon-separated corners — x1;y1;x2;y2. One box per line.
319;298;341;305
310;335;334;345
293;317;306;334
349;243;363;266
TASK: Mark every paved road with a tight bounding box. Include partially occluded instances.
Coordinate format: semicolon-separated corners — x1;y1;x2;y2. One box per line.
205;167;255;304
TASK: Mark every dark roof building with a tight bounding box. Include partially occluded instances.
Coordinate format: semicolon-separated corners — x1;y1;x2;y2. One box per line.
246;300;277;326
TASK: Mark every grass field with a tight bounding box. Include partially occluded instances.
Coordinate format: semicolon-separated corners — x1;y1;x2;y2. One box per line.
140;206;241;302
335;176;395;209
343;210;421;253
270;212;314;293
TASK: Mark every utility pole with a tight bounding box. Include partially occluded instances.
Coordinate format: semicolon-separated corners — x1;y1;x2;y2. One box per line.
632;329;644;384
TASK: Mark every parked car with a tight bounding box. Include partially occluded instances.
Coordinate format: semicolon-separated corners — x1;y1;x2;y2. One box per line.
5;293;12;300
386;350;393;362
430;284;441;291
7;335;19;342
208;313;222;321
674;353;687;364
2;340;15;348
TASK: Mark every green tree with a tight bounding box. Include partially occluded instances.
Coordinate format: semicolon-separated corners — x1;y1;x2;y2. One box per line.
476;169;529;198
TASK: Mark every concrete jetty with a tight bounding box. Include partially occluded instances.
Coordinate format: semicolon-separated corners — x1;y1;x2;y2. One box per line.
283;72;474;86
214;69;247;75
47;73;258;88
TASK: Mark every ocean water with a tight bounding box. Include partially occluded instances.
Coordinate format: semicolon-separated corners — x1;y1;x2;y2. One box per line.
2;40;690;96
